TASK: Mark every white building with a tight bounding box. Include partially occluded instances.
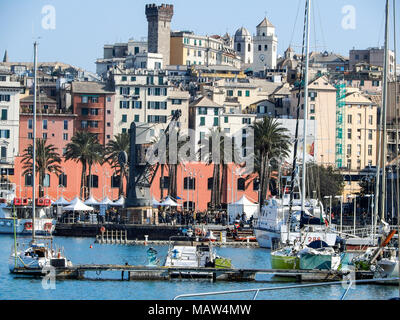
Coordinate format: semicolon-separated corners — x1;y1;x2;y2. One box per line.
112;67;190;139
0;70;21;174
126;52;163;70
252;18;278;73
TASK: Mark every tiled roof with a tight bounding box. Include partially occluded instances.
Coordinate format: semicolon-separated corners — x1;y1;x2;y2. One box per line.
71;81;114;94
190;96;222;108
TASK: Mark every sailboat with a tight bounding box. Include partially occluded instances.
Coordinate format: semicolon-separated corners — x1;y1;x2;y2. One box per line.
9;42;73;276
371;0;399;283
270;0;339;270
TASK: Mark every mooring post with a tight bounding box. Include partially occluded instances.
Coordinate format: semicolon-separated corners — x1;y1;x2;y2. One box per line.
106;230;109;244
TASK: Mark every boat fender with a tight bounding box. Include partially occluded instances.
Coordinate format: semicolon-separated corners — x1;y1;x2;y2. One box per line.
100;226;106;233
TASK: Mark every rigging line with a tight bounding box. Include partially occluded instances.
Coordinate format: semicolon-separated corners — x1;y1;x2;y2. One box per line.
392;0;400;296
312;0;317;55
315;0;327;51
288;0;308;234
289;0;302;48
377;8;386;48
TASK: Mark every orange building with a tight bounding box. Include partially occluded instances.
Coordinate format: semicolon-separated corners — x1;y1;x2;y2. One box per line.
11;158;261;211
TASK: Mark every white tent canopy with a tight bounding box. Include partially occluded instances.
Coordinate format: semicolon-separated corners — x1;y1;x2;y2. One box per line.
152;197;161;207
84;195;100;206
63;198;94;211
69;197;81;206
112;196;125;207
227;195;259;224
100;196;113;206
159;196;181;207
52;196;70;206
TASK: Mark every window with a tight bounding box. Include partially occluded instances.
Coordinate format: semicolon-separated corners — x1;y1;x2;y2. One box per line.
357;113;362;124
237;178;245;191
86;175;99;188
90;109;99;115
264;45;268;51
0;94;10;102
111;175;120;189
357;144;361;156
43;120;48;130
310;104;315;114
0;130;10;138
347;128;352;139
237;43;241;52
28;119;33;129
134;115;139;122
25;174;33;186
245;90;250;97
198;107;207;115
121;76;127;81
238;90;242;97
213;117;219;126
368;145;373;156
131;76;136;81
368;115;373;125
107;122;111;127
242;118;251;124
43;133;47;139
28;132;33;139
120;87;130;95
207;177;214;190
200;117;205;126
63;133;68;140
0;146;6;160
63;120;68;130
224;116;228;123
184;177;196;190
368;130;373;140
347;114;352;124
147;115;167;123
227;90;233;97
120;101;129;109
90;97;98;103
347;159;352;170
347;144;352;155
43;174;50;187
160;176;170;189
214;108;219;116
81;108;89;115
81;121;88;129
122;115;127;123
1;109;7;120
258;45;261;51
81;96;88;103
133;101;142;109
253;179;260;191
172;99;182;105
134;87;140;95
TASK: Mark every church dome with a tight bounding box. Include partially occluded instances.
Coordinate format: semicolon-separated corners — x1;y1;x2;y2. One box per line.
235;27;251;38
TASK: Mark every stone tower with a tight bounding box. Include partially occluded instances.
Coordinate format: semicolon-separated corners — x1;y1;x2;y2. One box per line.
253;17;278;73
145;3;174;66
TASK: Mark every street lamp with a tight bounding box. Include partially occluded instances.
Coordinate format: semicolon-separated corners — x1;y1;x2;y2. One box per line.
323;195;332;225
335;195;343;234
347;194;357;235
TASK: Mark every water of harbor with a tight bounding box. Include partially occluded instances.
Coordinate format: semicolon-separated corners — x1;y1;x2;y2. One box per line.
0;235;398;300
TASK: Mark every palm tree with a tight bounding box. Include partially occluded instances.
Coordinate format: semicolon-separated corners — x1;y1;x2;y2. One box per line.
252;117;291;206
21;138;62;198
104;133;130;197
198;127;234;209
64;131;103;199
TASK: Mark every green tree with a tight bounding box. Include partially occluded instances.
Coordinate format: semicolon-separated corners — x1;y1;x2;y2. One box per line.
252;117;291;205
21;138;62;198
64;131;103;199
105;133;130;197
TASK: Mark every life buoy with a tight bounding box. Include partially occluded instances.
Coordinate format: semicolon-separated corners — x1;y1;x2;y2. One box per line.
24;222;33;230
100;226;106;233
195;228;203;236
44;223;52;231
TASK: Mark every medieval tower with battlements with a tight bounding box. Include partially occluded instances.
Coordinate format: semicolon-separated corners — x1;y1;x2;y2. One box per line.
145;3;174;66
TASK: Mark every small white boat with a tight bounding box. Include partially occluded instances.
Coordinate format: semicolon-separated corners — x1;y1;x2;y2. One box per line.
9;238;73;275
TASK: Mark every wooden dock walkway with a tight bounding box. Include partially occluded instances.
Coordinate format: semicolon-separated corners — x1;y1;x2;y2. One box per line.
11;264;373;282
94;230;259;247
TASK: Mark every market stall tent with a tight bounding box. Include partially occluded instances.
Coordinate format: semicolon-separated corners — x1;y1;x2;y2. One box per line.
227;196;259;224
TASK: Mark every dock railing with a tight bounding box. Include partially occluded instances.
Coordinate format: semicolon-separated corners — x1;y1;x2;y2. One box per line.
173;278;400;300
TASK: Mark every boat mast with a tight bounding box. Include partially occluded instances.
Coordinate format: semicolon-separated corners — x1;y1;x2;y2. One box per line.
302;0;311;212
32;41;38;243
380;0;389;221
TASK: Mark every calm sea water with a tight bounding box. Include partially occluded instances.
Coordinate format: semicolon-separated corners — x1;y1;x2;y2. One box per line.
0;235;398;300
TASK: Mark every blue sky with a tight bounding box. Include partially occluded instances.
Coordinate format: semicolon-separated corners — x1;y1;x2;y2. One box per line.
0;0;398;72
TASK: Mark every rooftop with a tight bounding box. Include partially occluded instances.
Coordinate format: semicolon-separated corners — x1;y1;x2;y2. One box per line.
71;81;114;94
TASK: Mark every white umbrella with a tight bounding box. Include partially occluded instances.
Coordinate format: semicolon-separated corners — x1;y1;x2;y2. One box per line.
159;196;181;207
52;196;70;206
62;198;94;211
84;195;100;206
112;196;125;207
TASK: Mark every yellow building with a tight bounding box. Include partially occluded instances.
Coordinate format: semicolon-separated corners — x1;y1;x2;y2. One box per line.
170;31;241;68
